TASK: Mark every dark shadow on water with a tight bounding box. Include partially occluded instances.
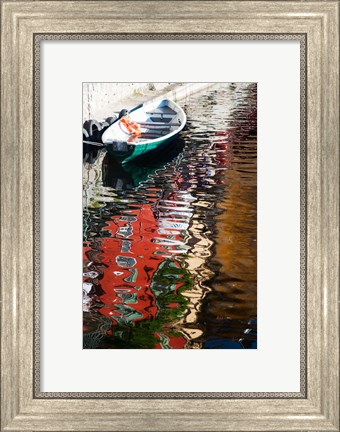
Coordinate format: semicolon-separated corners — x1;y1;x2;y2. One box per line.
102;137;186;190
83;143;101;164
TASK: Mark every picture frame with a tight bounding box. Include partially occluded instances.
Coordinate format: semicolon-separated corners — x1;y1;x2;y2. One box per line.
1;1;339;431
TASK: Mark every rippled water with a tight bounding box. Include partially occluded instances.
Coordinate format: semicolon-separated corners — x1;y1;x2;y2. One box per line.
83;83;257;349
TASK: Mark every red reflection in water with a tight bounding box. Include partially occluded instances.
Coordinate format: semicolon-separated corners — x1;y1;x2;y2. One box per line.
83;202;188;348
99;205;160;323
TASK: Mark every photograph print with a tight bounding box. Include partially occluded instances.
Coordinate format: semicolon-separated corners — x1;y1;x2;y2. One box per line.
83;82;257;349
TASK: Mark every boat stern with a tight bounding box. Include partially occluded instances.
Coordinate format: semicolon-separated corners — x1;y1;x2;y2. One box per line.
106;141;135;162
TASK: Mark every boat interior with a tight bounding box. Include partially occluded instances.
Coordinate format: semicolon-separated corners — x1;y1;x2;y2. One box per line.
101;99;186;145
132;102;184;142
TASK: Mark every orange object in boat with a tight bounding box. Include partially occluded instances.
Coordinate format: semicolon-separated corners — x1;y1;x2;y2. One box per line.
120;116;141;136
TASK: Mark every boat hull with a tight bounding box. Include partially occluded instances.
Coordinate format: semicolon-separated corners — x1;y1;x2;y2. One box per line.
106;132;180;164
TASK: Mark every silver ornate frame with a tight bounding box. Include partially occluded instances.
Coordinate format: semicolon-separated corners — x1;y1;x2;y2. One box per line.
1;2;339;431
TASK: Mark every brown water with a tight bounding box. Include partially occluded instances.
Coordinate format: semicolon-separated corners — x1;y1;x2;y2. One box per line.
83;83;257;349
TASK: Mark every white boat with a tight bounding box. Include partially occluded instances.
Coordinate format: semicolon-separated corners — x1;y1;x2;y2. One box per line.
101;98;186;164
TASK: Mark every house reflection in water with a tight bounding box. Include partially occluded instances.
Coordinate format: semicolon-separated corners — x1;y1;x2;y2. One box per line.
83;172;212;349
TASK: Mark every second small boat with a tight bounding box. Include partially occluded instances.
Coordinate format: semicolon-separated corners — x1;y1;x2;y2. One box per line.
101;98;186;164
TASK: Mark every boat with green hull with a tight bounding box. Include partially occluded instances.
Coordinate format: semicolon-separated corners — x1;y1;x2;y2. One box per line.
101;98;186;164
